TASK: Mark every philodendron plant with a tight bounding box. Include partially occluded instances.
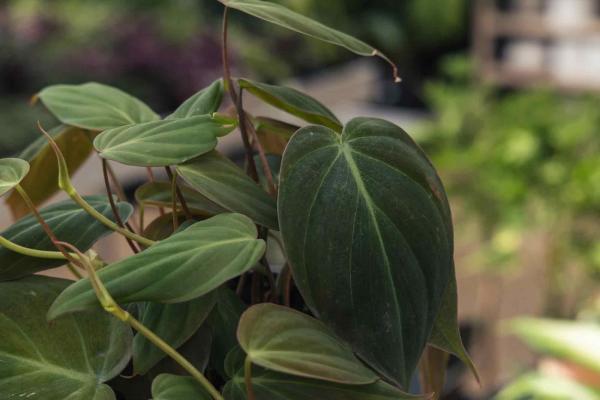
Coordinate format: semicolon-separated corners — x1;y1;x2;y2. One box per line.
0;1;477;399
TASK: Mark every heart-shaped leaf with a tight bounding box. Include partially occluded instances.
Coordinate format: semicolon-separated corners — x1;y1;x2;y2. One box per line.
167;79;224;119
177;151;278;230
206;287;247;379
220;0;399;81
152;374;211;400
94;116;236;167
37;82;159;130
278;117;454;387
48;213;266;318
254;117;299;155
135;181;226;218
0;196;133;281
428;275;479;381
0;158;29;197
240;79;341;131
223;367;424;400
0;276;132;400
5;126;95;219
133;292;217;374
238;303;378;384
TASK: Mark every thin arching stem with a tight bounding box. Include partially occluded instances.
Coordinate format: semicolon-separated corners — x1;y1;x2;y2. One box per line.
244;356;256;400
165;166;192;220
102;159;139;254
105;161;140;233
146;167;165;216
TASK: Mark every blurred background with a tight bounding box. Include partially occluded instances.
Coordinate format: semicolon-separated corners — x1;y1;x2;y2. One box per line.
0;0;599;398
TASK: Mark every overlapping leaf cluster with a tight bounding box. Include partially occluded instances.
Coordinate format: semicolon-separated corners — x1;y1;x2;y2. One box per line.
0;1;475;399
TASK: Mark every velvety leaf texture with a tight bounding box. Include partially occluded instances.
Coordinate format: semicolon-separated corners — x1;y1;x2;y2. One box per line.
37;82;159;130
278;117;454;387
0;276;132;400
238;303;378;384
48;213;266;318
93;116;235;167
167;79;224;119
0;196;133;281
0;158;29;197
152;374;212;400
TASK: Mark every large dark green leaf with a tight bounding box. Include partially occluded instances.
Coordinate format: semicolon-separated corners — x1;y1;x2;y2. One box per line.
240;79;341;131
0;158;29;196
223;367;423;400
220;0;399;81
93;116;235;167
167;79;224;119
238;304;377;384
206;287;247;379
428;275;478;381
278;117;454;387
48;213;266;318
37;82;159;130
135;181;226;218
152;374;211;400
0;276;132;400
0;196;133;281
133;292;217;374
5;126;95;219
177;151;278;230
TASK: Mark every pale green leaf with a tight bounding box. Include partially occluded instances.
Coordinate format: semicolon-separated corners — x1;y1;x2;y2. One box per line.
167;79;224;119
0;158;29;197
151;374;211;400
495;372;600;400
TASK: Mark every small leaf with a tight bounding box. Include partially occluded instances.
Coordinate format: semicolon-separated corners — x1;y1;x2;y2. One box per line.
206;287;247;379
278;117;454;387
0;276;132;400
508;318;600;374
94;116;236;167
177;151;278;230
220;0;399;81
240;79;341;131
0;196;133;281
151;374;212;400
48;213;266;318
224;367;424;400
238;303;378;384
6;125;95;219
0;158;29;197
428;275;479;382
135;181;226;218
167;79;224;119
37;82;159;130
254;116;299;155
133;292;217;374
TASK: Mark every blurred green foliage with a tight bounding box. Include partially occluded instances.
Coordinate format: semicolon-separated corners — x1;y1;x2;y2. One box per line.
419;56;600;314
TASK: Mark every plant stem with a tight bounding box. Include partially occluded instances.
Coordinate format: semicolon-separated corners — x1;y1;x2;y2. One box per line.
102;159;139;254
165;166;192;220
146;167;165;216
57;241;225;400
244;356;256;400
170;169;180;231
0;235;70;260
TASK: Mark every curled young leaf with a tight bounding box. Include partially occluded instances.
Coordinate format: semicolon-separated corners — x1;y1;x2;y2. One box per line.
0;158;29;197
240;79;341;131
37;82;159;130
238;303;378;384
94;116;236;167
278;117;454;387
48;213;266;318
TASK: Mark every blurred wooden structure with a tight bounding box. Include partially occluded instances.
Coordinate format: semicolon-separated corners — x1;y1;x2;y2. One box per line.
474;0;600;91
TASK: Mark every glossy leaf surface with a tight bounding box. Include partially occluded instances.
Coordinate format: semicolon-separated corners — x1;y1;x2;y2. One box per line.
0;158;29;197
135;181;226;218
167;79;224;119
0;276;132;400
152;374;211;400
94;116;235;167
278;117;454;387
240;79;341;131
48;213;266;318
37;82;159;130
220;0;398;81
238;303;377;384
0;196;133;281
6;126;94;218
177;151;278;229
224;367;423;400
133;292;217;374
